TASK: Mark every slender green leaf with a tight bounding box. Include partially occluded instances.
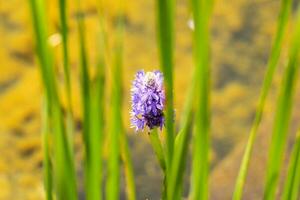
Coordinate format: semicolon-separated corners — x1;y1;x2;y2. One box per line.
58;0;72;110
156;0;175;180
263;6;300;199
233;0;292;199
189;0;212;199
42;98;53;200
58;0;74;160
281;130;300;200
168;69;197;200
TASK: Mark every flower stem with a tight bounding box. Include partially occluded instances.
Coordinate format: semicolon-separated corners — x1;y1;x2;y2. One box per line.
149;128;166;171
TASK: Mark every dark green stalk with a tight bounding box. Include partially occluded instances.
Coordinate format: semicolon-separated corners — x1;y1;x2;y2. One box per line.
156;0;175;182
106;12;124;200
233;0;292;199
76;0;91;153
263;6;300;199
281;130;300;200
58;0;74;159
58;0;72;110
189;0;212;199
42;98;53;200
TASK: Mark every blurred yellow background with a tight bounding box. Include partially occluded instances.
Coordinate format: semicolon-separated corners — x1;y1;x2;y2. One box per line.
0;0;299;199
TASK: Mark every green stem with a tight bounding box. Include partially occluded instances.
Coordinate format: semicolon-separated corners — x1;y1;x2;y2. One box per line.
149;128;166;171
156;0;175;182
189;0;212;199
42;98;53;200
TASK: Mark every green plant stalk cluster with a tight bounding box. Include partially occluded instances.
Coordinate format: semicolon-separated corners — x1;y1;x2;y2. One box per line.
29;0;77;199
75;0;108;199
233;0;292;199
263;5;300;199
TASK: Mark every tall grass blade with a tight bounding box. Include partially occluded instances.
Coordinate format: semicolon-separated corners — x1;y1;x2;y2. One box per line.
58;0;74;157
168;70;197;200
168;114;192;200
189;0;212;199
121;130;137;200
156;0;175;180
106;9;124;200
58;0;71;109
232;0;292;199
76;0;90;153
263;6;300;199
29;0;77;199
281;129;300;200
42;98;53;200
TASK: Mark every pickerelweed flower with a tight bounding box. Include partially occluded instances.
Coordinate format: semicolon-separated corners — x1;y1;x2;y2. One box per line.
130;70;165;132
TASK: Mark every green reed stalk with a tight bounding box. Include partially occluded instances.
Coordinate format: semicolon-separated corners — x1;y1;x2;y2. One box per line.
89;48;105;200
29;0;77;199
189;0;212;199
281;129;300;200
42;98;53;200
156;0;175;183
58;0;71;109
167;69;197;200
88;84;103;200
58;0;74;156
168;114;193;200
263;6;300;199
232;1;292;199
106;11;124;200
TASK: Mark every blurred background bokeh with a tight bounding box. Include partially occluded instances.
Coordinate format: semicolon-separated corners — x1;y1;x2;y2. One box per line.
0;0;299;199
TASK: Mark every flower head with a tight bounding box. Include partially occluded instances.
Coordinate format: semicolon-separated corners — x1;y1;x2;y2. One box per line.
130;70;165;131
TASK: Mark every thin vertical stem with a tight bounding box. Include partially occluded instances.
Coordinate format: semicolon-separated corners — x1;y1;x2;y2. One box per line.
42;98;53;200
189;0;212;199
156;0;175;196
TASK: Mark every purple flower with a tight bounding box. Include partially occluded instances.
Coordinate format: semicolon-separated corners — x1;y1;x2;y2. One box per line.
130;70;165;132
